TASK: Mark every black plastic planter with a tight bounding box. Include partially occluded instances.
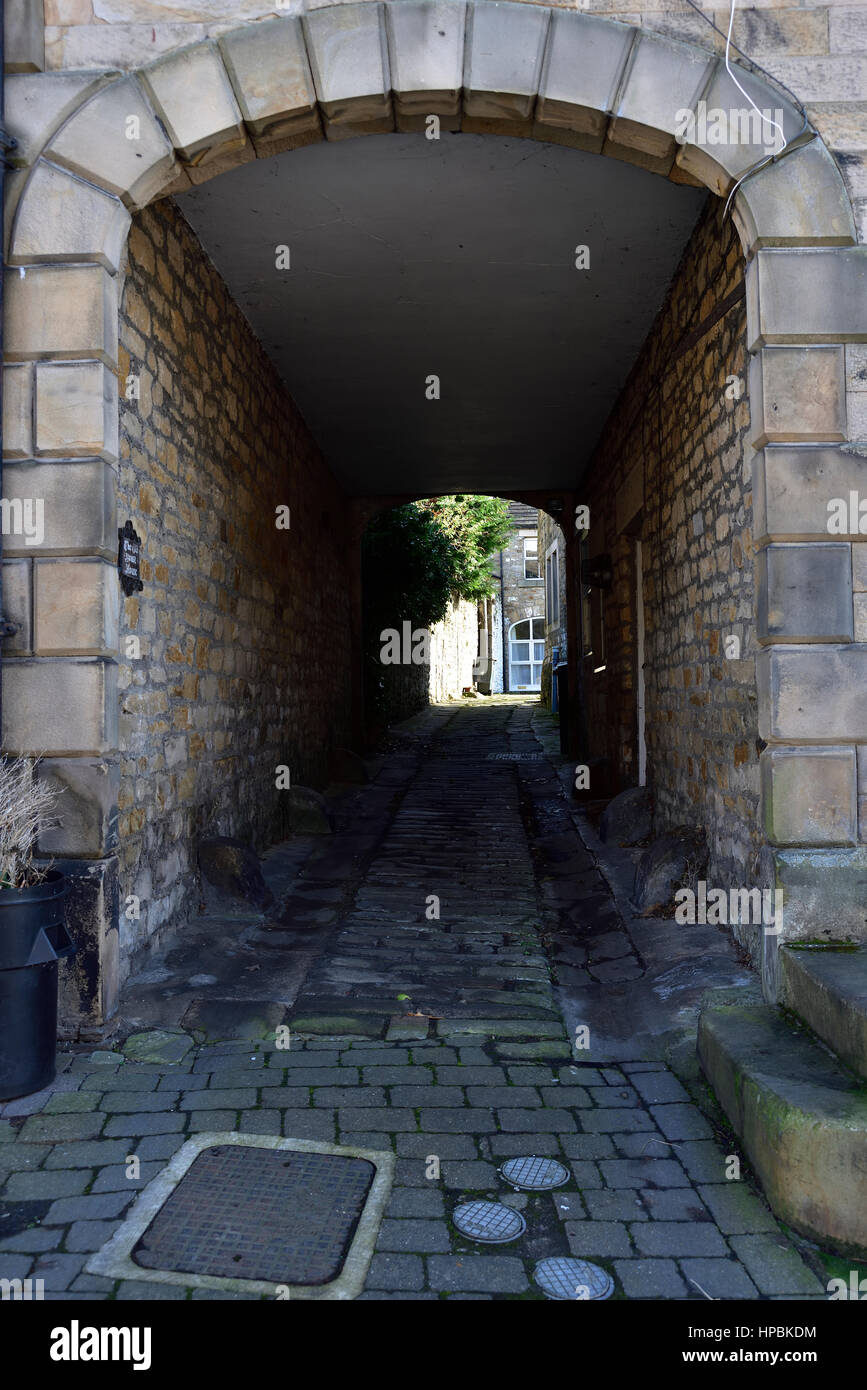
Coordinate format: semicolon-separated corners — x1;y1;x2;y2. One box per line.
0;871;75;1101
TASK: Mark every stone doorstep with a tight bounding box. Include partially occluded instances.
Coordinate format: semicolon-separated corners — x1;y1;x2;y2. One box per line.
779;945;867;1083
698;993;867;1258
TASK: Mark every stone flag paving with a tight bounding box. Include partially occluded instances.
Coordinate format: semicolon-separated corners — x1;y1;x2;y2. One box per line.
0;700;827;1300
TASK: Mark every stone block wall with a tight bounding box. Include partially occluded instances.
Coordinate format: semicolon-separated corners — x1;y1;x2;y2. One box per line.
537;509;567;707
581;196;759;897
115;198;353;975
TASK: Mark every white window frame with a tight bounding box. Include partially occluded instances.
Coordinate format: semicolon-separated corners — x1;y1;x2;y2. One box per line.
545;542;560;628
522;535;540;581
508;617;545;692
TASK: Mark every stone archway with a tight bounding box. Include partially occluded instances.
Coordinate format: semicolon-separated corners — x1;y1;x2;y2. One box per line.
3;0;865;1028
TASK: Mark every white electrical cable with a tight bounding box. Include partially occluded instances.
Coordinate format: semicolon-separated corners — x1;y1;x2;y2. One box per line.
724;0;787;156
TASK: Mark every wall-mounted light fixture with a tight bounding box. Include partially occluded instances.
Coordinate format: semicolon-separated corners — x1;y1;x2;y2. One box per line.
581;553;613;590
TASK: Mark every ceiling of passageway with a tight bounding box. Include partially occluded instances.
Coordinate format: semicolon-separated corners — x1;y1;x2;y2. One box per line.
177;133;706;497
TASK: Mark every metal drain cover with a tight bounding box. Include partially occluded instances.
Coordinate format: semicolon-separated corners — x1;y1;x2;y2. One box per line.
534;1257;615;1301
501;1156;570;1191
132;1144;375;1285
453;1201;527;1243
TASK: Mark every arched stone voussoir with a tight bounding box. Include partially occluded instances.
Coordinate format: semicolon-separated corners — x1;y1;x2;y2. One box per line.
45;74;178;211
674;58;806;196
10;159;131;273
533;8;633;155
140;39;249;168
732;139;857;255
303;2;394;140
218;15;322;158
604;28;715;176
385;0;466;133
462;0;549;135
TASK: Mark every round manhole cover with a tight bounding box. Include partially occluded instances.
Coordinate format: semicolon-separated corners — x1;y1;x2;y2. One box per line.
453;1201;527;1244
534;1257;615;1301
501;1156;570;1191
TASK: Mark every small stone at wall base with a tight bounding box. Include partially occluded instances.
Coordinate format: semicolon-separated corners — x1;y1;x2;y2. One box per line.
288;786;333;835
197;836;274;910
633;826;709;916
599;786;653;846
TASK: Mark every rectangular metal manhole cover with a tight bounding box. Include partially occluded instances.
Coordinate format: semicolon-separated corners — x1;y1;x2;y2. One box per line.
132;1144;376;1286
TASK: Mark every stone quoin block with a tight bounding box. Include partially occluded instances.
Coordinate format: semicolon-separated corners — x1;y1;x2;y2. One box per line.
218;17;319;147
749;347;846;448
675;59;803;195
303;3;392;137
4;0;44;73
1;657;118;756
1;559;32;655
765;847;867;942
46;77;178;209
731;139;857;253
5;265;118;367
757;644;867;743
605;29;712;171
141;41;247;166
535;9;632;151
2;362;33;459
35;361;119;463
36;758;120;858
386;0;466;125
462;0;550;127
746;248;867;351
34;558;119;657
761;746;857;846
756;543;853;643
1;461;117;558
10;161;131;274
754;447;867;543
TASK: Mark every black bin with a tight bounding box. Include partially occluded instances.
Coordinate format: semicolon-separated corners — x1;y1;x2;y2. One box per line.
0;872;75;1101
554;662;569;755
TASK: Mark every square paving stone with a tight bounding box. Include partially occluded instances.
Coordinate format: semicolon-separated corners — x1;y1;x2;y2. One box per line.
426;1255;528;1293
613;1258;689;1299
466;1087;541;1107
631;1221;729;1257
679;1257;759;1300
387;1189;445;1218
102;1113;187;1138
396;1135;478;1160
559;1133;615;1160
670;1140;733;1183
339;1108;416;1133
565;1220;632;1257
600;1158;689;1189
651;1104;714;1141
629;1072;691;1105
64;1220;123;1253
728;1235;824;1295
640;1188;713;1222
418;1110;494;1133
376;1219;451;1254
497;1109;576;1132
580;1109;656;1133
4;1170;91;1200
585;1189;649;1222
45;1141;130;1168
389;1087;464;1108
366;1253;425;1290
18;1114;106;1142
441;1161;498;1189
313;1088;386;1108
697;1183;779;1234
435;1067;506;1086
281;1111;337;1141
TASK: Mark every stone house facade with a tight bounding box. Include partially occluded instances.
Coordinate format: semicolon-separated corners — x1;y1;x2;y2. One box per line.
2;0;866;1029
480;501;545;694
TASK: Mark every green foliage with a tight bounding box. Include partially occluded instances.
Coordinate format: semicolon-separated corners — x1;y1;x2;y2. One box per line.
418;495;514;603
362;494;513;631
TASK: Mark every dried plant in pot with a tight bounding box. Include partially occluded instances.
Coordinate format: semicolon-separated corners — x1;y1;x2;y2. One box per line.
0;757;76;1101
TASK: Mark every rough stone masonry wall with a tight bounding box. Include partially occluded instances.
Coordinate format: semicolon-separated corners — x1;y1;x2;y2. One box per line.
116;198;352;977
17;0;867;246
583;195;757;901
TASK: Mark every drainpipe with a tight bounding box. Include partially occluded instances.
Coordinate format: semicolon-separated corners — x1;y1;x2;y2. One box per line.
499;547;506;693
0;0;22;720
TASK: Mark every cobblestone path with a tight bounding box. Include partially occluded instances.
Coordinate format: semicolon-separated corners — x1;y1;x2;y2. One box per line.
0;700;826;1300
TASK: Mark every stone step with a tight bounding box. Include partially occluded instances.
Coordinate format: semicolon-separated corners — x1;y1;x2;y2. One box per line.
698;987;867;1257
780;944;867;1082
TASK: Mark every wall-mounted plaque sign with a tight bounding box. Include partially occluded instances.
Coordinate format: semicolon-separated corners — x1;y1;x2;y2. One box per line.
118;520;144;597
